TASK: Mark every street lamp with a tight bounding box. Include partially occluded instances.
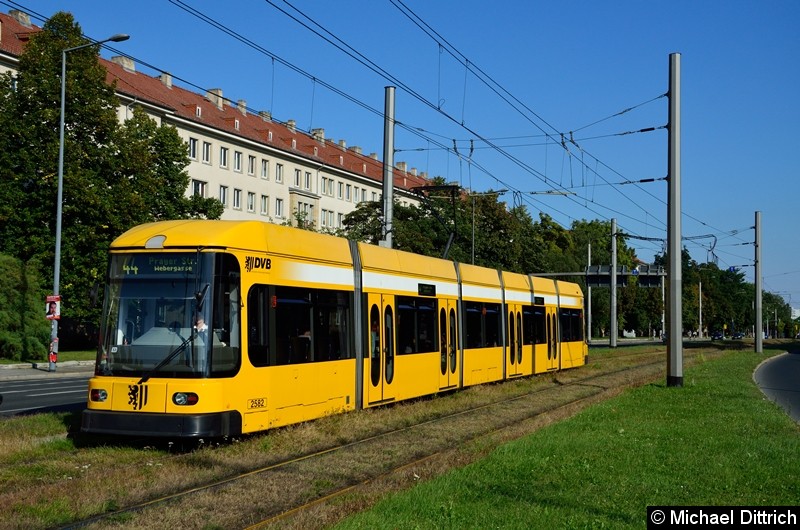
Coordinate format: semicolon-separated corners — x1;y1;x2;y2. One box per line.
470;189;507;265
50;33;129;372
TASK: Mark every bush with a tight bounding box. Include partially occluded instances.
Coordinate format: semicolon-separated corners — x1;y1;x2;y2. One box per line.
0;254;50;361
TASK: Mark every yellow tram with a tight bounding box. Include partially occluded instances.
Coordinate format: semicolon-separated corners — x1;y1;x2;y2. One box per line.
81;220;587;437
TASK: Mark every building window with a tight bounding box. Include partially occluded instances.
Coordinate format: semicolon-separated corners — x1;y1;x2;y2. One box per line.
345;184;352;202
276;163;284;183
260;195;269;215
247;192;255;212
233;188;242;209
220;147;229;169
202;141;211;164
372;191;377;202
192;179;206;197
361;188;367;202
337;213;343;228
233;151;242;173
188;137;198;160
321;208;328;227
275;198;284;218
219;185;228;206
305;171;312;191
338;182;343;200
294;168;301;188
261;159;269;180
248;155;256;176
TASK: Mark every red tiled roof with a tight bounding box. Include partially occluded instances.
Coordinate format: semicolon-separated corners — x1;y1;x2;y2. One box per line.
0;9;37;57
0;10;429;192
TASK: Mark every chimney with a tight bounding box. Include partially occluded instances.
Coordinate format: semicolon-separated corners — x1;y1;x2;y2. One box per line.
237;99;247;116
311;128;325;143
159;72;172;88
350;145;363;155
410;168;418;176
111;56;135;73
9;10;32;28
396;161;407;172
369;152;378;160
205;88;224;110
287;119;296;132
259;110;272;122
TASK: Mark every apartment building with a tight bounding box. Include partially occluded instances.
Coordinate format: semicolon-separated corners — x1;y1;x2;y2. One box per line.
0;9;428;229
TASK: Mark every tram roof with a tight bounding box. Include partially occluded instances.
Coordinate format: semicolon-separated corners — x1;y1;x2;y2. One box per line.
111;220;353;264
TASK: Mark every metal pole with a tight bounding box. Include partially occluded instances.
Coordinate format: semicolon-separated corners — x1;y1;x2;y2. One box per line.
471;196;475;264
698;280;702;339
50;34;129;372
380;86;395;248
667;52;683;387
610;218;617;348
755;211;763;352
587;243;592;344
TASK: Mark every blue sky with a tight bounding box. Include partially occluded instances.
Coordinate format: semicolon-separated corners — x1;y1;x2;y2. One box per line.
6;0;800;309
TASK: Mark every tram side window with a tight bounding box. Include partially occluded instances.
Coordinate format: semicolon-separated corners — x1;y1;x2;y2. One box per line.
210;254;241;375
464;301;502;348
396;296;437;354
526;306;547;345
559;308;584;342
248;284;352;366
247;285;271;367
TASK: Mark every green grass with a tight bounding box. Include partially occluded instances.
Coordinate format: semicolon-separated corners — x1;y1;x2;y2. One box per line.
334;348;800;529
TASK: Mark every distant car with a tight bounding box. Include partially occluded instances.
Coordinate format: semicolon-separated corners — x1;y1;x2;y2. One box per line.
732;332;744;339
711;331;724;340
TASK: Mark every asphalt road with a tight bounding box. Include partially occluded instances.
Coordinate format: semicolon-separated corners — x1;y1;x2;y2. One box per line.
0;365;92;416
753;350;800;423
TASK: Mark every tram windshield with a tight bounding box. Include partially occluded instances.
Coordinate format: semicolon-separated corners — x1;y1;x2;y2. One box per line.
96;252;241;379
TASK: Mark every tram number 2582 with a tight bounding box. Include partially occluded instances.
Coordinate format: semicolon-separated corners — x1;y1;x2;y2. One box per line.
248;398;267;410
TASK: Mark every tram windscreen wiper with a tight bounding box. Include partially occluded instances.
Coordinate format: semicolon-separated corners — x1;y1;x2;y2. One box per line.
137;283;209;385
137;329;197;385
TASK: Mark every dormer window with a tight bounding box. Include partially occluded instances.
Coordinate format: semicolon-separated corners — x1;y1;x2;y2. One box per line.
196;106;202;118
292;139;296;149
234;119;240;130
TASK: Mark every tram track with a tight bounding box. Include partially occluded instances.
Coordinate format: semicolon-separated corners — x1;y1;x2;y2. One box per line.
60;346;719;529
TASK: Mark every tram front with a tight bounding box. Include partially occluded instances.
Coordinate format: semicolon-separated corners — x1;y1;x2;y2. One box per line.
81;251;242;437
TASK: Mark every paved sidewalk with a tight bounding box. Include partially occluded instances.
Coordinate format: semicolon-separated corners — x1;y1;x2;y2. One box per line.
0;360;94;380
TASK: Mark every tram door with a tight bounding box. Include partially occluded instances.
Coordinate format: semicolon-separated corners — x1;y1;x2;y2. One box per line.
367;294;396;405
438;300;459;390
506;304;523;377
546;306;559;370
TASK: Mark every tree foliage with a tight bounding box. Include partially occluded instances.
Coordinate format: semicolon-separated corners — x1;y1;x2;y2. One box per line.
0;12;222;344
341;190;788;339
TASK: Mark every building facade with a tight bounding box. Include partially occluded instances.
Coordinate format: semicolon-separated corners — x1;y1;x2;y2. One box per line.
0;9;427;230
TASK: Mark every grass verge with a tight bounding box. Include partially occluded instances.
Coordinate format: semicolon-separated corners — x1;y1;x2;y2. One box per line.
333;347;800;529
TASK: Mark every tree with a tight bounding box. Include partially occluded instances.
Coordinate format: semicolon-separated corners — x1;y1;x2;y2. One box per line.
0;12;222;344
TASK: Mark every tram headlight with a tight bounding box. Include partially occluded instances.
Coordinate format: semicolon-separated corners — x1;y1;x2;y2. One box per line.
172;392;199;406
90;389;108;402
